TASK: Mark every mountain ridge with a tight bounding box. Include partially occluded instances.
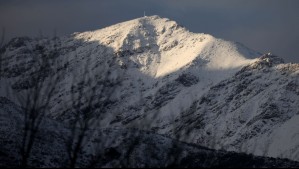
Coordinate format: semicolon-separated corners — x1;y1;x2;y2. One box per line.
1;15;299;163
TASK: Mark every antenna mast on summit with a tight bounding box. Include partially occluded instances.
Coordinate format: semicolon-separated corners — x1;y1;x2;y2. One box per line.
144;11;146;17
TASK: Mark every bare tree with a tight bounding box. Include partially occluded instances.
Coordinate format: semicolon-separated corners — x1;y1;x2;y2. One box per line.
65;60;97;168
8;36;62;167
0;27;5;80
64;50;123;168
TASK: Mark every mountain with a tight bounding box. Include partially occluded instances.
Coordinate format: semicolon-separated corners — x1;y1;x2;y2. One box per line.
1;97;299;168
1;15;299;165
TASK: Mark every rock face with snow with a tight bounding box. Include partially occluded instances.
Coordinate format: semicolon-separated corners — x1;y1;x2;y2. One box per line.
166;55;299;160
1;15;299;163
1;97;299;168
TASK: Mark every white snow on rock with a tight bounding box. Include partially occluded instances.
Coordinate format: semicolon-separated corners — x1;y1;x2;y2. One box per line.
73;15;259;78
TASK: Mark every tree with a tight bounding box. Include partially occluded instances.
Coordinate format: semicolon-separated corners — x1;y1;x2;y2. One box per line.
19;39;62;167
63;50;123;168
0;27;5;80
64;55;97;168
0;34;63;167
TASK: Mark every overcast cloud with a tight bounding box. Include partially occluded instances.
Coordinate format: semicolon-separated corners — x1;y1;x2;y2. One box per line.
0;0;298;62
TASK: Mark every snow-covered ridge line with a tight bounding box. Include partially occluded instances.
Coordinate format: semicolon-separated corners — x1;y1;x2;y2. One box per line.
72;15;261;78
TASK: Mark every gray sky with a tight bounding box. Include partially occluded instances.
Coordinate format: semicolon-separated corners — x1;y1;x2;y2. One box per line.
0;0;298;62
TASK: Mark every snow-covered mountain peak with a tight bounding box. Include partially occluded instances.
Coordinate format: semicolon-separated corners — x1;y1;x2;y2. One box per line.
72;15;261;78
2;15;299;164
